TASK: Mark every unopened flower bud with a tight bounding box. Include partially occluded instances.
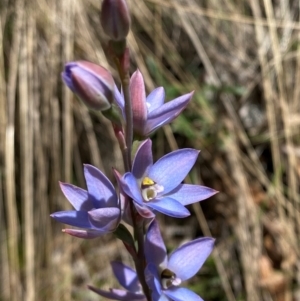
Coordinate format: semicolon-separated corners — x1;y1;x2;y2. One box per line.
130;70;147;135
62;61;115;111
100;0;131;41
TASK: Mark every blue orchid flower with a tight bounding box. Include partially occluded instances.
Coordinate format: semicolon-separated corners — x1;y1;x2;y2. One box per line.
50;164;121;239
145;220;215;301
114;70;194;137
88;262;146;301
120;139;217;218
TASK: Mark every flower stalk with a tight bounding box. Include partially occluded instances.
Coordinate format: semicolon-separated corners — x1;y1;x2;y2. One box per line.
51;1;217;300
114;46;151;299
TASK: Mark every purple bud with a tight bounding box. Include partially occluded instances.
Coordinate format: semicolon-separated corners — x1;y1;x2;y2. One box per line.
130;70;147;135
100;0;131;41
62;61;115;111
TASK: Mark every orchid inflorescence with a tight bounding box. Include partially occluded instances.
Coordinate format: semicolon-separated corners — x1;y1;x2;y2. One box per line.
51;0;217;300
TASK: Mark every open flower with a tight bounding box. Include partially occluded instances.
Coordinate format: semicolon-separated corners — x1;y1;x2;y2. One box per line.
120;139;217;218
50;164;120;239
114;70;194;136
62;61;115;111
145;220;215;301
89;262;146;301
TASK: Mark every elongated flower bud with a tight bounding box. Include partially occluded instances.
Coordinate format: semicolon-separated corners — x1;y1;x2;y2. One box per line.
130;69;147;135
62;61;115;111
100;0;131;41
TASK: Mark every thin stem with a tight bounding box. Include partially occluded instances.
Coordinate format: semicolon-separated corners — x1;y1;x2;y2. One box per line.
114;47;150;301
114;50;132;171
131;205;151;301
137;223;151;300
121;148;129;172
121;75;132;170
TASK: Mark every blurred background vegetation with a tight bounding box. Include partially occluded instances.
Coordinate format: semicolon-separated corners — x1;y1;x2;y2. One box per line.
1;0;300;300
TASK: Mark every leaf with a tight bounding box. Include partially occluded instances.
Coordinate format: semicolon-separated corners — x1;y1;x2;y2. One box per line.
114;224;135;248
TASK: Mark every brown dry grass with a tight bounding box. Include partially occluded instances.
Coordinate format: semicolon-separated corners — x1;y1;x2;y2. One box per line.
1;0;300;300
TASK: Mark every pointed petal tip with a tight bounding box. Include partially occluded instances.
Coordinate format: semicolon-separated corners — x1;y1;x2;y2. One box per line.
58;181;67;190
50;212;61;219
212;189;219;196
204;188;219;199
112;168;121;179
186;90;195;99
87;284;100;294
202;187;219;198
131;69;143;82
58;180;68;188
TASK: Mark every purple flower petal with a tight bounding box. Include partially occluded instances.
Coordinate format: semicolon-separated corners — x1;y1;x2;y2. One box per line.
168;184;218;206
148;92;193;120
113;169;133;224
165;287;204;301
70;66;111;110
121;173;144;205
148;149;199;194
77;60;114;89
167;237;215;281
59;182;92;211
134;202;155;219
62;228;103;239
62;62;78;89
50;211;92;228
52;162;121;238
158;295;169;301
88;286;146;301
145;92;193;135
84;164;118;208
88;207;120;230
145;263;163;301
111;262;140;292
114;83;125;116
132;139;153;179
146;87;165;113
145;220;167;267
147;197;190;218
